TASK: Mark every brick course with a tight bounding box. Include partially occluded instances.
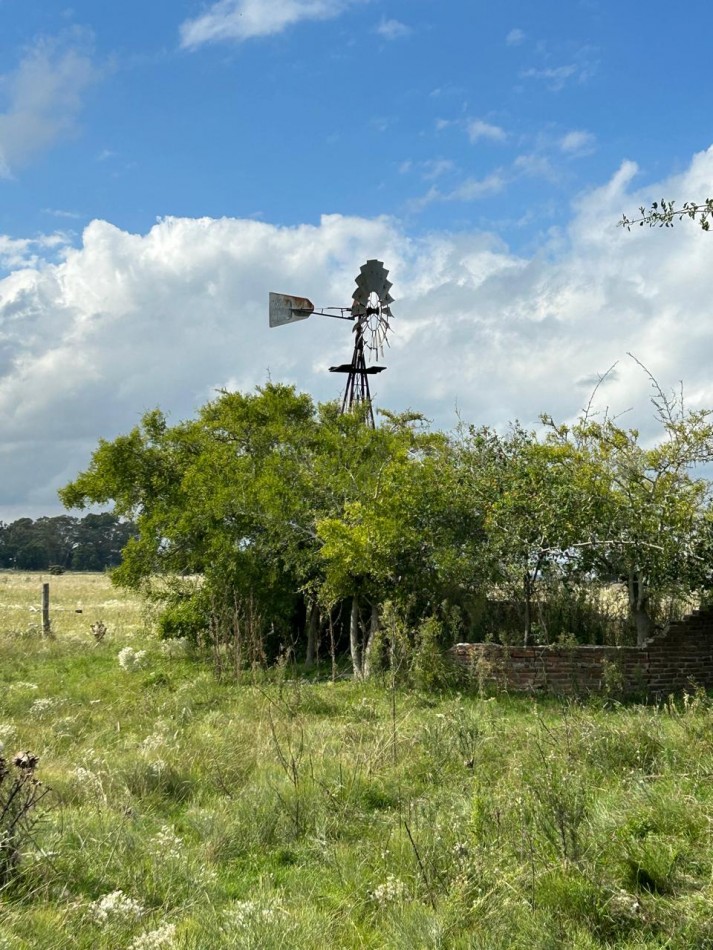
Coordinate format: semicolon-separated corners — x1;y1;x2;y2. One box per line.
450;607;713;698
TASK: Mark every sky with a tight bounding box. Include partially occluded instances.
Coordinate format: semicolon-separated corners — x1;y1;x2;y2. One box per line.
2;0;713;520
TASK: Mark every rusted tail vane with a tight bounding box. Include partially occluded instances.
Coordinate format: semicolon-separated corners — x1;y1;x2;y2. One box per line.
269;293;315;328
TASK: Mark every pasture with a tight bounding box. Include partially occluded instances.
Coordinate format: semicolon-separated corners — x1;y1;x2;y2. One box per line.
1;572;713;948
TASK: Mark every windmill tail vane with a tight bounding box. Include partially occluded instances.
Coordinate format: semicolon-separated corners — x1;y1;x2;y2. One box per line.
268;259;394;428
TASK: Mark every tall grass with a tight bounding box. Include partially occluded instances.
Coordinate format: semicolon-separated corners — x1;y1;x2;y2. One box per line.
0;572;712;947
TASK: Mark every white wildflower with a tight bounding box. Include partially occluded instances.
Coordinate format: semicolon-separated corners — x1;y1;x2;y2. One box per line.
118;647;148;672
30;698;57;717
73;767;105;799
223;900;279;929
608;889;641;918
0;725;16;744
152;826;183;860
90;889;144;924
197;866;217;885
371;875;408;905
160;638;189;658
8;682;38;692
129;922;177;949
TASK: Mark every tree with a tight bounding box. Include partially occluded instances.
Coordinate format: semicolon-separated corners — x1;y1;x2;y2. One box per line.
60;386;446;675
315;412;482;676
0;515;135;571
61;386;320;661
452;423;597;645
544;380;713;644
59;383;486;678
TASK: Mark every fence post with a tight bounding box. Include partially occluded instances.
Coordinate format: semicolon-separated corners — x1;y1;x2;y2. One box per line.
42;583;51;636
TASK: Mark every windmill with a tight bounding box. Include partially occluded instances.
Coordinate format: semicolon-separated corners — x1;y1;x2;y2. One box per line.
269;260;394;427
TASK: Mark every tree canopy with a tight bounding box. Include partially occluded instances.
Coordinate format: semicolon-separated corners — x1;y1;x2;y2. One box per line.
0;514;136;572
59;381;713;672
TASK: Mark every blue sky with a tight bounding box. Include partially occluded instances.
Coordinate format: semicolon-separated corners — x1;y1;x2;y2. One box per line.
3;0;710;245
2;0;713;519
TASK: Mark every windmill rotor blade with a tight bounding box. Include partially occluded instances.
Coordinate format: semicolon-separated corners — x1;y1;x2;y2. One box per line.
353;259;395;312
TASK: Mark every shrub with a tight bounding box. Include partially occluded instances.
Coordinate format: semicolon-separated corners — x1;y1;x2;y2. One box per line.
410;616;455;691
156;594;208;643
0;750;51;887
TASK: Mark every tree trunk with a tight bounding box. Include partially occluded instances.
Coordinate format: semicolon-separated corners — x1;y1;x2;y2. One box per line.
305;600;318;668
523;572;532;647
362;603;380;679
350;596;363;679
628;570;653;645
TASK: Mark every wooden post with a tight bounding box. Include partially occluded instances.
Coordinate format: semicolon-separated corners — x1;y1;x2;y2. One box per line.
42;583;51;636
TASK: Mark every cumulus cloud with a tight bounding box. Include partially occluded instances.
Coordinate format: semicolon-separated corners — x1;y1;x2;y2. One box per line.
4;149;713;517
0;30;99;176
180;0;361;48
0;232;71;272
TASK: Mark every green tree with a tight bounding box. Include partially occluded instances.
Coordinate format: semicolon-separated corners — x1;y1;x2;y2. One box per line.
547;416;713;643
452;423;596;645
60;384;480;678
61;386;320;660
315;412;481;676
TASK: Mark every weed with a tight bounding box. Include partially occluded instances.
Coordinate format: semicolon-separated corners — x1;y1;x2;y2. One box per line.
0;750;51;888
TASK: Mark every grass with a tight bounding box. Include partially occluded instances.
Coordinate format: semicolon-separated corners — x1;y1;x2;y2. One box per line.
1;573;713;947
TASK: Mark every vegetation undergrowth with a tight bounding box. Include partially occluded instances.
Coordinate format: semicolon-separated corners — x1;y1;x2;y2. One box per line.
1;573;713;948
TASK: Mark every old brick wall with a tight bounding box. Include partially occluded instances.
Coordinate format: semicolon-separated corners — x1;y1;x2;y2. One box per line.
451;607;713;698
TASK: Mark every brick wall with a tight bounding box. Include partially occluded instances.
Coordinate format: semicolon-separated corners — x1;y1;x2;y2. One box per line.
450;607;713;698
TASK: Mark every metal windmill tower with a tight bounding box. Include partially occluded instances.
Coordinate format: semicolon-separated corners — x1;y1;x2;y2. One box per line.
268;260;394;427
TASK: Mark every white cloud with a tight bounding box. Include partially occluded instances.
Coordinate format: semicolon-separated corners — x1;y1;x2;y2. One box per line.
513;153;559;182
42;208;83;221
400;159;455;181
0;232;71;271
520;63;578;90
560;130;596;155
0;30;98;176
409;172;507;209
180;0;361;48
506;28;525;46
5;149;713;517
376;18;411;40
520;55;596;91
421;159;455;180
467;120;507;144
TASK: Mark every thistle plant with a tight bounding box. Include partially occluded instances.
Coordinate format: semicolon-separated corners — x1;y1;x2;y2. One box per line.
0;750;51;887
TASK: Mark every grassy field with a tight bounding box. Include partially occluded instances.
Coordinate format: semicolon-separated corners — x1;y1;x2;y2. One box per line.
1;573;713;948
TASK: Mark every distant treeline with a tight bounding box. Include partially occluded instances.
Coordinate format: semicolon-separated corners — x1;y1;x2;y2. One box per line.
0;514;137;571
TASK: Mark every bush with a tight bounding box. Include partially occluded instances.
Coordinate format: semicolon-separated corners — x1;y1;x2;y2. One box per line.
410;616;455;691
0;751;51;887
156;593;208;643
